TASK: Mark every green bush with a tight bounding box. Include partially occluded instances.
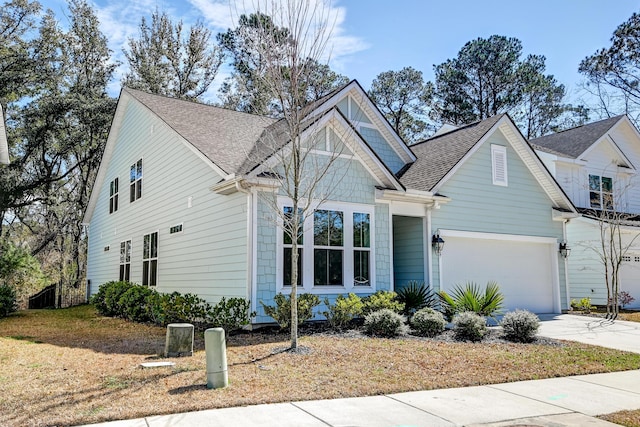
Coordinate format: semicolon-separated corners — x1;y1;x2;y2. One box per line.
261;293;321;329
453;311;487;342
571;297;595;313
209;297;256;332
364;308;409;337
397;281;438;315
362;290;404;315
439;281;504;321
411;307;446;337
91;281;134;317
118;285;157;322
500;310;539;343
0;284;17;318
147;292;212;326
322;293;363;329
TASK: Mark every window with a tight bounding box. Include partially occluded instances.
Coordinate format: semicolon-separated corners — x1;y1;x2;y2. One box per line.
109;178;119;214
130;159;143;202
283;207;303;287
170;224;183;234
278;202;374;291
142;232;158;286
119;240;131;282
589;174;613;209
491;145;508;186
314;210;344;286
353;212;370;286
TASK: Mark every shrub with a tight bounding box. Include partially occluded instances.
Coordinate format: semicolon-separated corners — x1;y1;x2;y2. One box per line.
453;311;487;342
500;310;540;342
91;281;134;317
439;281;504;321
0;284;17;318
362;290;404;315
411;307;446;337
322;293;363;329
397;281;438;315
209;297;256;332
261;293;321;329
618;291;635;309
147;292;212;326
570;297;595;313
364;308;409;337
118;285;157;322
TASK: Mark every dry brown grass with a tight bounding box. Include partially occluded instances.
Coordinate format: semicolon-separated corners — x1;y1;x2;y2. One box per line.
1;305;640;427
600;410;640;427
620;312;640;322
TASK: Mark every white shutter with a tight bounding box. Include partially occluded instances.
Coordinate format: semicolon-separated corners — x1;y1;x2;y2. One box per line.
491;144;508;186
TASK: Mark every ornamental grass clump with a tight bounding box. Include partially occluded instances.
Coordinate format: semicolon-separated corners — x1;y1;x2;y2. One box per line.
364;308;409;337
396;281;438;315
500;309;540;343
453;311;487;342
410;307;446;337
439;281;504;321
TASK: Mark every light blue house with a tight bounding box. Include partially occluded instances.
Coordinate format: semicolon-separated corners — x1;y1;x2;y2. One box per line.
83;81;576;323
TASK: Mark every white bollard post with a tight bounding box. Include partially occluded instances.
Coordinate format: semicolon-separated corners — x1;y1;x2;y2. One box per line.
205;327;228;389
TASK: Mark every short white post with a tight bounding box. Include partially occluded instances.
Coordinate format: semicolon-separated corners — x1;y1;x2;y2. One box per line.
205;327;228;389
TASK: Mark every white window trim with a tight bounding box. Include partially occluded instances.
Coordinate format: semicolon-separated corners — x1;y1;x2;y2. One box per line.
142;230;159;287
130;158;143;203
491;144;508;186
109;177;119;214
587;173;614;210
275;197;376;294
119;239;131;282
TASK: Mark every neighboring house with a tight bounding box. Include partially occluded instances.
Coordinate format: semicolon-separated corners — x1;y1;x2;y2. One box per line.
84;81;576;324
0;104;9;165
533;115;640;308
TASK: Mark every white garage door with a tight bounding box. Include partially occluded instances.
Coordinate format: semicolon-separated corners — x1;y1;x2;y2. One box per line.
441;235;557;313
620;253;640;309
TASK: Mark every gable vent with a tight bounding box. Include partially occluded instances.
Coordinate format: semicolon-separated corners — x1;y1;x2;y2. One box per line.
491;144;508;186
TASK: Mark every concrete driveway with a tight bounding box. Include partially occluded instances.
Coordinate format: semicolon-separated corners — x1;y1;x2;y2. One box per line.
538;313;640;353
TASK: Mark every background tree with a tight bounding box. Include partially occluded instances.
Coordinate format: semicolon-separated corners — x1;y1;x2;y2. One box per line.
368;66;433;144
218;11;348;116
123;8;223;101
579;12;640;123
431;35;586;136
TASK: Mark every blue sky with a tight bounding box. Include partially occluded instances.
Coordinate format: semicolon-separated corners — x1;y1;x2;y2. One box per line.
39;0;639;107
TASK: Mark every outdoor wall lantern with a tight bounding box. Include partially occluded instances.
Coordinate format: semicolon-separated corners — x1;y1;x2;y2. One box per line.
559;241;571;259
432;234;445;256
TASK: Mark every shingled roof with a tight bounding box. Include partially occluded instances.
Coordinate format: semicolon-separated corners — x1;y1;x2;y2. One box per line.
125;88;279;175
531;115;624;159
398;114;505;191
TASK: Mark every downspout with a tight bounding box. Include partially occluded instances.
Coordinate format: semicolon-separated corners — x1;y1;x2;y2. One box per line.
426;208;433;291
235;181;255;323
563;218;571;312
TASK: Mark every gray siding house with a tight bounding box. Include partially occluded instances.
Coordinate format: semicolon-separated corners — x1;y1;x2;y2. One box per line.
84;81;576;323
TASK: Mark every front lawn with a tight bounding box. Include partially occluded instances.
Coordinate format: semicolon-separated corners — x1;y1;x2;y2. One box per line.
1;305;640;427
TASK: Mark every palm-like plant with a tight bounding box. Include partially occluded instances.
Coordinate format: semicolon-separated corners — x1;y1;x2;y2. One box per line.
396;281;438;315
438;281;504;321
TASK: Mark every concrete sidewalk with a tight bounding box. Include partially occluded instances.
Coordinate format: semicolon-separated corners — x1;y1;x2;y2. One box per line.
85;370;640;427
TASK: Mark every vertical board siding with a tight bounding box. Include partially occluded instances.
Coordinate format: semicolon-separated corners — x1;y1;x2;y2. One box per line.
86;100;248;304
392;216;425;288
430;130;566;304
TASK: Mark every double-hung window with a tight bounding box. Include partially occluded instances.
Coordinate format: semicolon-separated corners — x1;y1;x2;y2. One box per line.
353;212;370;286
589;174;613;209
279;201;373;291
109;178;119;214
283;207;303;287
119;240;131;281
314;210;344;286
130;159;143;202
142;231;158;286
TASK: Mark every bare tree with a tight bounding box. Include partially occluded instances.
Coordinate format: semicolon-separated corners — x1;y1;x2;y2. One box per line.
578;173;640;319
233;0;358;349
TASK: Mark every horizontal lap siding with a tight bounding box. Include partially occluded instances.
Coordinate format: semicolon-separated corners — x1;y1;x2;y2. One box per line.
87;100;248;304
431;130;566;307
